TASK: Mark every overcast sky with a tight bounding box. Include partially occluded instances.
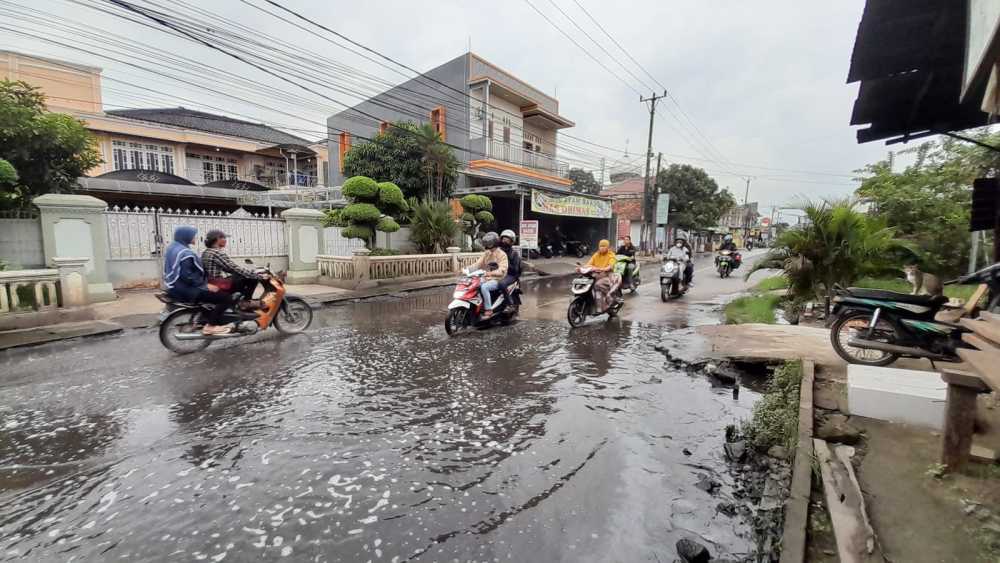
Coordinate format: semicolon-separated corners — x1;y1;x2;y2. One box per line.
3;0;888;217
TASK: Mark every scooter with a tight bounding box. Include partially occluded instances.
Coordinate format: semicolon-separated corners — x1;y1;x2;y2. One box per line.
563;240;589;258
829;262;1000;366
157;265;313;354
615;255;641;292
567;266;623;327
716;250;735;278
445;268;521;336
660;258;688;302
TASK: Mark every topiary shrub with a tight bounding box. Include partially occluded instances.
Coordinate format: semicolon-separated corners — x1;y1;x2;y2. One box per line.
378;182;406;208
322;208;347;227
340;175;410;248
341;203;381;223
342;224;374;242
343;175;379;199
377;216;400;233
458;195;495;244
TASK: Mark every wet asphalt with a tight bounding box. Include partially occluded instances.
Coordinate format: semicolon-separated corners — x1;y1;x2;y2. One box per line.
0;252;768;562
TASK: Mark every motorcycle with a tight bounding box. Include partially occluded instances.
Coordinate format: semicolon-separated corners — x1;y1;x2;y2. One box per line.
157;265;313;354
659;258;688;302
716;250;735;278
615;255;641;293
563;240;589;259
445;268;521;335
829;262;1000;366
567;266;623;327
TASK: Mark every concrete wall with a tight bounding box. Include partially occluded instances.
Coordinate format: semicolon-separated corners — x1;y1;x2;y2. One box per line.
376;227;417;253
1;50;102;114
328;53;471;185
107;255;289;289
0;218;45;269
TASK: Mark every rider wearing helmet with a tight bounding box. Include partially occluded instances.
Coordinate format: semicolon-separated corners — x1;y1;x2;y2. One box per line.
498;229;521;294
472;232;509;319
674;231;695;286
718;233;742;269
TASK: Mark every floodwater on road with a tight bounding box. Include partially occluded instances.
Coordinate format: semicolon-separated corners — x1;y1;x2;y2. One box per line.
0;274;763;562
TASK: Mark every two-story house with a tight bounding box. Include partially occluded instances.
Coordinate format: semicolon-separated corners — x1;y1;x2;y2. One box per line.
327;52;612;246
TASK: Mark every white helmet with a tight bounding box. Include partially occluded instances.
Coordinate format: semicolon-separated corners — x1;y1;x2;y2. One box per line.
500;229;517;242
675;230;689;241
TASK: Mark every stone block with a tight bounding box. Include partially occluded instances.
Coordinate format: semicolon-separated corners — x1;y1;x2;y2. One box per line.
847;364;946;429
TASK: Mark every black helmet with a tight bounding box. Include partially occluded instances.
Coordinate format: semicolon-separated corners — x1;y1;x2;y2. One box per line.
482;231;499;249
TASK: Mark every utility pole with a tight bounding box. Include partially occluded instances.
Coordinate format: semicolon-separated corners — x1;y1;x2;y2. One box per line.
653;152;663;252
742;176;753;239
640;90;667;252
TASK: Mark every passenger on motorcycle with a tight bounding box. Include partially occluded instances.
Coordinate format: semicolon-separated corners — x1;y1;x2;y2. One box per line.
498;229;521;294
202;229;266;308
674;232;695;286
472;232;509;319
580;239;621;311
163;226;236;335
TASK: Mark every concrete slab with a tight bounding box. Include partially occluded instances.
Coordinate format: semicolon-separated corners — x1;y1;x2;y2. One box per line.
847;365;946;430
0;320;122;351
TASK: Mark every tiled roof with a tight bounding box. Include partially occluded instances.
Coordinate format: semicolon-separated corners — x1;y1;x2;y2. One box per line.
599;177;646;197
105;107;312;146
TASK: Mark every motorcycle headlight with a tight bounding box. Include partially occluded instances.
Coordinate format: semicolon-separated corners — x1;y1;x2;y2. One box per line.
663;263;676;274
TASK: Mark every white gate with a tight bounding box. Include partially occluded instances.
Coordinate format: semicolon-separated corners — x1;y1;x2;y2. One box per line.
105;206;286;260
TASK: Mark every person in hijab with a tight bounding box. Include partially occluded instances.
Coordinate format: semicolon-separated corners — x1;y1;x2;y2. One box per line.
579;239;621;311
163;225;235;335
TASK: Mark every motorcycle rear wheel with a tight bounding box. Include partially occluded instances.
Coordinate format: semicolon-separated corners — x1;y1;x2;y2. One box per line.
830;311;900;366
445;308;468;336
274;297;313;334
159;309;212;354
567;297;587;327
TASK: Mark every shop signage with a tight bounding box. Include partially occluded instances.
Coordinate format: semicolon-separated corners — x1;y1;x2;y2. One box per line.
656;194;670;224
519;220;539;249
531;188;612;219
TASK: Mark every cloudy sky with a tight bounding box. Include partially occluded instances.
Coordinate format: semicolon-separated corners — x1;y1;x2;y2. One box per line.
3;0;887;217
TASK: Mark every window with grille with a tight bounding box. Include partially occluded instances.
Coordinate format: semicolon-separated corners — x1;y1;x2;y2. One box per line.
112;139;174;173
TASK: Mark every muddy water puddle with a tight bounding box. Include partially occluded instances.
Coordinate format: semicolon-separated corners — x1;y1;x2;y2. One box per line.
1;284;760;562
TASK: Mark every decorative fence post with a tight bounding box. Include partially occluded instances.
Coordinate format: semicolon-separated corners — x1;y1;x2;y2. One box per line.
34;194;116;303
281;208;326;284
447;246;461;272
52;257;90;307
352;247;372;288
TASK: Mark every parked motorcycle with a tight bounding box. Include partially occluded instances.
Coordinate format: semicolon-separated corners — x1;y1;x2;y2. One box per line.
563;240;589;259
830;263;1000;366
444;268;521;335
659;258;688;302
567;266;623;327
157;265;312;354
615;255;641;293
716;250;735;278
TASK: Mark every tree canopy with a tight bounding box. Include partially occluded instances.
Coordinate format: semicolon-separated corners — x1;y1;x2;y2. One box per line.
329;175;408;247
655;163;736;229
567;168;602;194
0;80;101;210
343;121;458;201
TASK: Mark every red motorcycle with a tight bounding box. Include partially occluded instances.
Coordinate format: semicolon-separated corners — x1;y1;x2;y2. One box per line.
444;268;521;336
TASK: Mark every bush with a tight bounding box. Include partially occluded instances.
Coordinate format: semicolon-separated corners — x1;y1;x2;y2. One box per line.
744;361;802;451
341;203;381;223
460;194;491;211
322;208;347;228
755;275;790;292
342;224;374;241
369;248;402;256
475;210;495;226
378;181;406;208
409;198;459;254
376;216;400;233
724;294;781;324
342;175;379;199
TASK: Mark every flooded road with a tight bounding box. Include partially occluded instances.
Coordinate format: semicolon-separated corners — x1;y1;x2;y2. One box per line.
1;256;768;562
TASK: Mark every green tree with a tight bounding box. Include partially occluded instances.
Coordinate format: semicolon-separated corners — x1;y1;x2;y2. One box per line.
408;198;459;253
854;132;1000;277
567;168;601;194
458;195;494;246
655;163;736;229
0;80;101;210
330;176;408;248
343;121;458;201
748;199;912;313
0;159;17;186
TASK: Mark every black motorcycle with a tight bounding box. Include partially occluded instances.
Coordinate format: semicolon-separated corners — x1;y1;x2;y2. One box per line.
829;262;1000;366
563;240;589;258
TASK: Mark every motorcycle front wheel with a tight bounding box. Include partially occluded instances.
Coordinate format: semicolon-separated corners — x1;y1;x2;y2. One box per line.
660;285;669;302
829;311;900;366
567;297;588;327
159;308;211;354
445;308;468;336
274;297;313;334
575;248;586;258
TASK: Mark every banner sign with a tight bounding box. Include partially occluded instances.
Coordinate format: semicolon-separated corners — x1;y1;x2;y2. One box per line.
655;194;670;224
519;220;539;249
616;218;631;241
531;188;612;219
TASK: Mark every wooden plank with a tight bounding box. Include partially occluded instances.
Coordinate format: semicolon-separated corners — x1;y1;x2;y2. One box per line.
961;317;1000;347
980;311;1000;324
941;382;980;470
941;368;990;391
958;348;1000;392
964;284;990;315
963;333;1000;353
814;439;879;563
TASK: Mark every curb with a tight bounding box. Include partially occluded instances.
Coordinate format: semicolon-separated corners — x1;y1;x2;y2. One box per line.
779;359;815;563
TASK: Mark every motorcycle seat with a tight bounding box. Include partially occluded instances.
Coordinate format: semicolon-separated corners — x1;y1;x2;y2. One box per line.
844;287;947;306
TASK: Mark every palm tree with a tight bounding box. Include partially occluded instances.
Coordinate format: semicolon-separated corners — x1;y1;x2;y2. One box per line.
413;124;456;201
409;198;459;253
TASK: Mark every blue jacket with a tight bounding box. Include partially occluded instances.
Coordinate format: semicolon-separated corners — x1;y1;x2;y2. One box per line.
163;226;208;301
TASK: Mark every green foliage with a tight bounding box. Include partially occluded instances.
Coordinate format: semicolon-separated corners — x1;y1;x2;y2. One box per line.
409;198;458;253
376;215;400;233
342;175;379;200
369;247;402;257
474;210;495;225
754;275;790;292
458;195;494;241
656;163;736;229
724;294;781;324
342;224;374;242
746;199;911;311
568;167;601;194
341;202;381;223
322;208;347;228
343;121;458;200
0;158;16;185
854;277;979;301
460;194;491;212
377;181;407;212
0;80;101;210
744;361;802;451
855;131;1000;278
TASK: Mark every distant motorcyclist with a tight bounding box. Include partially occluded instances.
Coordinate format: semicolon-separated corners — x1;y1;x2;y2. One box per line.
674;231;695;286
472;231;508;319
498;229;521;295
717;234;742;269
617;235;638;287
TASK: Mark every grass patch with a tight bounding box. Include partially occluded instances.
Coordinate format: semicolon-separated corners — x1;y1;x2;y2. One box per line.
725;294;781;324
744;360;803;451
754;275;790;293
856;277;980;301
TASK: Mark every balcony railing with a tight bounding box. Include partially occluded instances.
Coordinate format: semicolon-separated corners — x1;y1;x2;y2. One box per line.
478;139;569;178
184;170;320;189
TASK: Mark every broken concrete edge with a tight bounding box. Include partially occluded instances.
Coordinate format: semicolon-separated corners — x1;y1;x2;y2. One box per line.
0;321;124;352
778;359;815;563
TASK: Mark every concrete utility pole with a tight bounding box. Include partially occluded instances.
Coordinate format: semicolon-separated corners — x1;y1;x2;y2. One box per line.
742;176;753;237
640;91;667;252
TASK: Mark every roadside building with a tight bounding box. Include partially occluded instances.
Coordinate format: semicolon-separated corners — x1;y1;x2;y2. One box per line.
326;52;612;247
1;50;333;212
600;177;644;244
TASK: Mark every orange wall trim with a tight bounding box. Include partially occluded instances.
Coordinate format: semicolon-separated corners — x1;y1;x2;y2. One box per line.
468;159;572;186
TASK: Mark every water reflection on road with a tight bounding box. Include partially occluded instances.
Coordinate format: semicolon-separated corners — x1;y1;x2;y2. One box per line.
0;277;760;562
